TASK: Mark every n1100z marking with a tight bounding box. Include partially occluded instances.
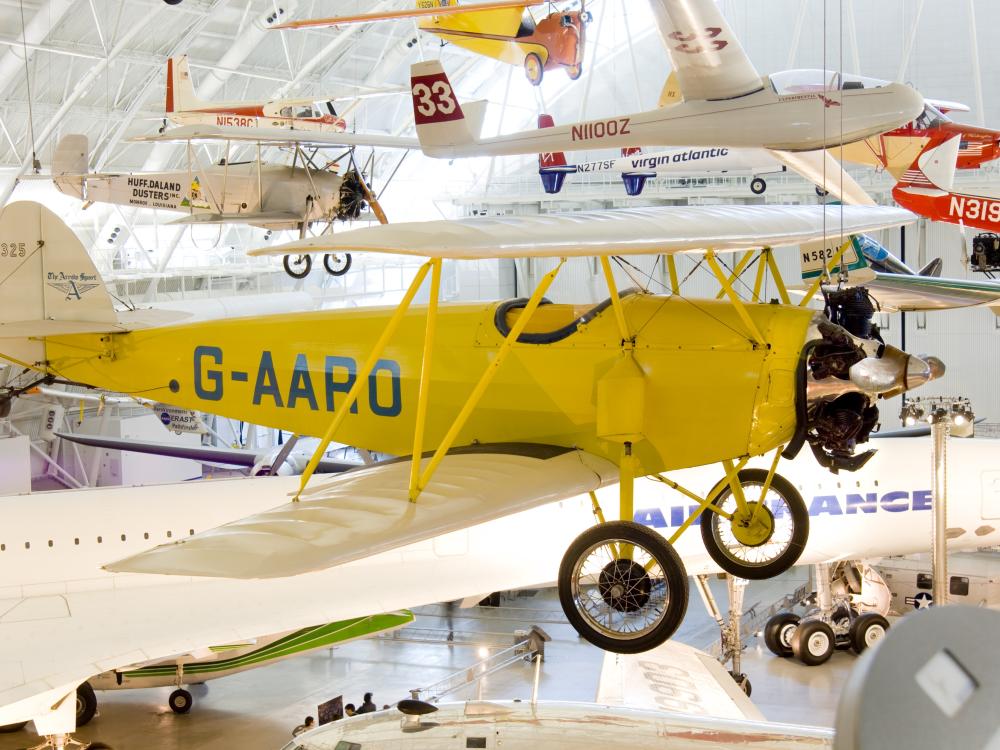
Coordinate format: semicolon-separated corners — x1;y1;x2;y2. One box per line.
636;489;932;528
571;118;631;142
193;346;402;416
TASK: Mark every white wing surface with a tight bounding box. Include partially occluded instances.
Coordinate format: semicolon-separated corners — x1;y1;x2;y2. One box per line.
132;124;419;150
105;446;616;579
649;0;763;101
251;204;915;260
769;149;876;206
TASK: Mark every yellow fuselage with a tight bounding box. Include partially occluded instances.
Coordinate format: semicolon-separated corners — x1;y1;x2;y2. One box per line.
40;293;814;474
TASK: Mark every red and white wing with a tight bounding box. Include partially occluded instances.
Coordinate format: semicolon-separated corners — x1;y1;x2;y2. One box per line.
649;0;763;101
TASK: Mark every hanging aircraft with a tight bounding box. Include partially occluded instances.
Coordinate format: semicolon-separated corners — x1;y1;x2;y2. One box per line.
0;197;942;652
271;1;590;87
49;134;365;279
408;0;923;159
161;55;348;135
2;428;997;747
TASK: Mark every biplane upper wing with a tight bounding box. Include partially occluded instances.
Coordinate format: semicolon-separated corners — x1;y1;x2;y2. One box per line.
270;1;538;30
131;124;419;150
105;446;617;579
649;0;764;102
250;204;915;260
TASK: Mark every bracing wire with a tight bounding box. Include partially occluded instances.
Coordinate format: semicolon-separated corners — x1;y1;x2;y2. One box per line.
18;0;38;172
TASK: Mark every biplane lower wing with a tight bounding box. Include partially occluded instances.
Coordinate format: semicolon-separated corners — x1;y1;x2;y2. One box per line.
251;204;915;260
167;211;302;227
106;445;617;579
132;124;419;150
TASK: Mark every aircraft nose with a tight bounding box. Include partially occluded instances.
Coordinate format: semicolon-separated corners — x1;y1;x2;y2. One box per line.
908;354;946;389
847;347;944;396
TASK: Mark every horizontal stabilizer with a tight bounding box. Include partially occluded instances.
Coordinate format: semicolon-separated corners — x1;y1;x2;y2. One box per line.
105;446;616;579
251;204;915;260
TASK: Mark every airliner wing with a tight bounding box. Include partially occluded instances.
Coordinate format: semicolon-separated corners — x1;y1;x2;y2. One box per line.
132;124;419;150
250;204;915;260
105;445;616;578
649;0;764;101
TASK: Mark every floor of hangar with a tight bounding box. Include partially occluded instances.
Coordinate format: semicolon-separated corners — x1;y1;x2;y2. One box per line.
0;569;858;750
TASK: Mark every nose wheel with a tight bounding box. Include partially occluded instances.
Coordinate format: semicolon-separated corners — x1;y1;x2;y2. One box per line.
558;521;688;654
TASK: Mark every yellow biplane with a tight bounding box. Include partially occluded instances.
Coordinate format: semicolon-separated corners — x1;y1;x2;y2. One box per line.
273;1;590;86
0;201;940;653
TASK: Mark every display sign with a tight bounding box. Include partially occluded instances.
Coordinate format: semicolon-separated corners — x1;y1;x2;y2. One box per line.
153;404;206;434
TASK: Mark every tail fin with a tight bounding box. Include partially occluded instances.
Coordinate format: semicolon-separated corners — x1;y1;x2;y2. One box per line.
897;135;960;192
0;202;118;335
166;55;203;114
619;147;652;196
658;71;683;108
52;134;88;199
622;147;642;157
537;114;574;194
918;258;944;277
410;60;477;156
799;234;876;285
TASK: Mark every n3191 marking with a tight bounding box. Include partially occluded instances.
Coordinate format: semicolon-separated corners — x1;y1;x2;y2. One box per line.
950;195;1000;224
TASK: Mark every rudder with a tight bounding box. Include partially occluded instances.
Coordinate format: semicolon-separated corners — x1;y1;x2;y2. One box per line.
52;135;88;200
166;55;203;113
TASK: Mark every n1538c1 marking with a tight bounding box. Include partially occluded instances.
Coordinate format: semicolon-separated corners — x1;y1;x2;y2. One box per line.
571;117;631;142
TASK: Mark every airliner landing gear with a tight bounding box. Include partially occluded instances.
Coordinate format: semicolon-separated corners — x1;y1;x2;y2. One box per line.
558;520;689;654
763;562;891;666
30;737;113;749
75;682;97;728
168;688;193;714
695;573;752;696
750;177;766;195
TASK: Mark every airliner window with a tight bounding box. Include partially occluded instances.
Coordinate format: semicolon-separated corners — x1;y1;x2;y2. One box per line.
467;738;487;748
950;576;970;597
917;573;933;590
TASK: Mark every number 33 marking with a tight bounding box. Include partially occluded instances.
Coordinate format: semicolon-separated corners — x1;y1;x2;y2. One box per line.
668;27;728;54
412;80;457;117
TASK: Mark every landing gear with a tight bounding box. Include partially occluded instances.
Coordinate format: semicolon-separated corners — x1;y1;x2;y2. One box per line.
763;611;800;657
566;62;583;80
524;53;544;86
700;469;808;580
791;619;835;666
76;682;97;727
849;612;889;654
558;520;688;654
750;177;766;195
283;254;312;279
168;688;193;714
323;253;352;277
694;573;752;695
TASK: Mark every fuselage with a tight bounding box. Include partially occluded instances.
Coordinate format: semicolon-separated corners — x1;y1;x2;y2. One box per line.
892;185;1000;233
168;106;346;134
573;146;781;178
32;293;814;476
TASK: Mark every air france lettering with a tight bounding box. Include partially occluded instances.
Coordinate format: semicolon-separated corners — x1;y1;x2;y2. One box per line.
949;195;1000;225
635;489;932;528
193;346;402;417
571;117;631;142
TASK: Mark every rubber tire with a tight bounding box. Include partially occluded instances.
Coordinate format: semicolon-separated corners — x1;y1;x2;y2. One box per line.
791;620;835;666
763;612;800;657
750;177;766;195
730;671;751;697
700;469;808;580
323;253;352;277
77;682;98;727
816;186;829;197
524;53;544;86
850;613;890;655
0;722;27;733
169;688;193;715
283;254;312;279
567;62;583;80
558;521;689;654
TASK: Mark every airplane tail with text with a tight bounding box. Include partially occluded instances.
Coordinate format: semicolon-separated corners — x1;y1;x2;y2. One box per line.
537;115;575;194
166;55;206;114
410;60;488;156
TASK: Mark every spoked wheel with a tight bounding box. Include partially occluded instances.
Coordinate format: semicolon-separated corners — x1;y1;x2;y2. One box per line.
558;521;689;654
700;469;808;580
323;253;352;277
524;53;544;86
283;254;312;279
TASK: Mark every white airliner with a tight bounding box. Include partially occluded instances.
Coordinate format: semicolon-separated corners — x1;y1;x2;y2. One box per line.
0;434;996;747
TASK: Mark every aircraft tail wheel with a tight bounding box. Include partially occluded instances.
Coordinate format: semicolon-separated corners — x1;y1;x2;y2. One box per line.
700;468;808;580
0;722;26;733
791;620;835;666
283;254;312;279
729;671;751;697
849;613;889;655
76;681;98;727
558;520;689;654
567;62;583;80
323;253;352;277
815;185;830;197
750;177;766;195
169;688;193;714
524;53;544;86
763;611;800;657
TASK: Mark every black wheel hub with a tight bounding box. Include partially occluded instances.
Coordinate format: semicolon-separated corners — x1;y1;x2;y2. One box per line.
598;559;651;613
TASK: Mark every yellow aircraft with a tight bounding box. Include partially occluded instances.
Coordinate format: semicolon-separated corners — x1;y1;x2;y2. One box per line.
0;201;940;654
272;1;590;86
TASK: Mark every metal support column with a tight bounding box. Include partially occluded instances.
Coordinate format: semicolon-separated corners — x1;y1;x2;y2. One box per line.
931;416;950;606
